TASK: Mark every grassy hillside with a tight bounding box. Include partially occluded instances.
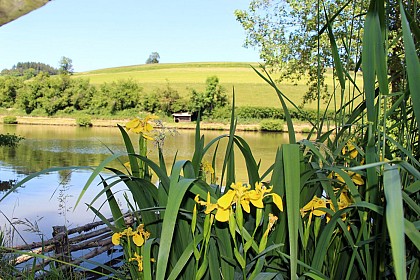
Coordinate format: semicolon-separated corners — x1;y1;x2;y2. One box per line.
75;62;363;110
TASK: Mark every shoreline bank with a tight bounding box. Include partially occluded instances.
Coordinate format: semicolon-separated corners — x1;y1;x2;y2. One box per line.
0;115;313;133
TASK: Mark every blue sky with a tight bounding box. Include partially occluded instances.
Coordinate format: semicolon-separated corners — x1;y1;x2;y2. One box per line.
0;0;261;72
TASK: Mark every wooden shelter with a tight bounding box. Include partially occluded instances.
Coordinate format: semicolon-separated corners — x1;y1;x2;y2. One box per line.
172;112;192;122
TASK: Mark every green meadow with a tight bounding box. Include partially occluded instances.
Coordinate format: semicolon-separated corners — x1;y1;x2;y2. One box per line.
75;62;363;110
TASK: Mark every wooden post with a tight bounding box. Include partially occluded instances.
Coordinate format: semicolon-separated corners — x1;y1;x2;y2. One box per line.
52;226;72;266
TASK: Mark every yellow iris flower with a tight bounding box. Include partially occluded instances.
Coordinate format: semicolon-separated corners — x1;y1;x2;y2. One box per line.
327;191;353;222
342;142;358;159
129;252;144;272
111;232;122;245
337;171;364;186
263;213;278;237
126;115;158;140
201;161;215;175
112;227;133;246
301;192;354;223
337;191;352;210
248;182;284;211
247;182;271;208
195;182;283;223
300;196;328;220
218;182;250;214
195;192;217;214
200;161;216;183
329;170;364;187
112;224;150;247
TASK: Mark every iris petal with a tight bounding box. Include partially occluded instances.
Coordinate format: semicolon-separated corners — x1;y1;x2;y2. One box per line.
241;200;251;213
126;119;140;130
215;207;230;222
218;190;236;209
250;196;264;208
112;233;121;245
271;193;283;211
133;233;145;247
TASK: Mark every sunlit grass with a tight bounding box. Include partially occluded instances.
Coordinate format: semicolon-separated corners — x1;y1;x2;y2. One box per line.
75;62;363;110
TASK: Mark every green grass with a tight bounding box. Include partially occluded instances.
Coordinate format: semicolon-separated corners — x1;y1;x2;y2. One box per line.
75;62;363;110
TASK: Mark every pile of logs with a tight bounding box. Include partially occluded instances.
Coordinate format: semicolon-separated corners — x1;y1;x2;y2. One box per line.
8;215;133;277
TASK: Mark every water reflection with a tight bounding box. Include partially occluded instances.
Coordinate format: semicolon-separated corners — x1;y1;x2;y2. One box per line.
0;124;291;179
0;179;16;192
0;124;292;245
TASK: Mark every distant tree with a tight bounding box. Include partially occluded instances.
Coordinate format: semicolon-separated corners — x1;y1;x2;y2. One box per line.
22;68;37;79
40;75;73;115
16;72;72;115
15;73;96;115
70;78;96;111
189;76;229;116
146;52;160;64
0;76;23;107
16;72;50;114
58;56;74;75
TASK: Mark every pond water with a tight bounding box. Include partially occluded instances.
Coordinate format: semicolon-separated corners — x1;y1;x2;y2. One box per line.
0;123;294;245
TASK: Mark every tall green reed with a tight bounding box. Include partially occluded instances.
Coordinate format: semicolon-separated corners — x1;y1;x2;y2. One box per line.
247;0;419;279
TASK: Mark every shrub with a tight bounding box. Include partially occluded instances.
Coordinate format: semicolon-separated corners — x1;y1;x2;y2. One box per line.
237;106;284;119
301;127;312;133
141;92;160;113
29;108;47;116
90;79;142;115
213;106;336;123
76;116;93;127
3;116;17;124
113;108;141;118
211;106;231;119
259;119;284;132
154;83;187;115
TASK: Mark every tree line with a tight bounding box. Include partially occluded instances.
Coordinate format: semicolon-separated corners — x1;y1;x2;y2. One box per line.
0;72;229;117
1;62;59;77
1;57;74;79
